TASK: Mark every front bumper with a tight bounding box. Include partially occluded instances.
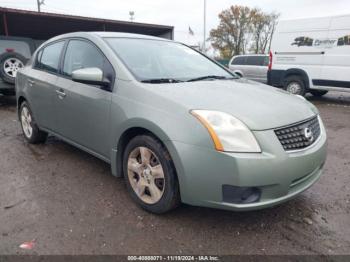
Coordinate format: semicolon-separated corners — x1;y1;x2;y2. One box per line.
165;120;327;211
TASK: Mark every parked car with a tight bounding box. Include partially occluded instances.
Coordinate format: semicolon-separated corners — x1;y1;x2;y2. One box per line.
228;54;269;83
16;32;327;214
268;14;350;96
0;36;44;95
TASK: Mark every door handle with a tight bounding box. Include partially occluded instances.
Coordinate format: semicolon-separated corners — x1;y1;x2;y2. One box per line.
55;89;66;99
28;79;35;86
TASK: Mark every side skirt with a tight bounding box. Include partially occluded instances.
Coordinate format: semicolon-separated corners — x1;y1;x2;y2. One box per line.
40;127;112;165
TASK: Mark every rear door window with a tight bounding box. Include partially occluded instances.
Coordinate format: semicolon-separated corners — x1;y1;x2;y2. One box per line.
246;56;259;66
37;41;65;73
246;56;268;66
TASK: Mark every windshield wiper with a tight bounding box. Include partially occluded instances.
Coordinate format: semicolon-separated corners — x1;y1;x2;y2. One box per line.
186;75;236;82
141;78;184;84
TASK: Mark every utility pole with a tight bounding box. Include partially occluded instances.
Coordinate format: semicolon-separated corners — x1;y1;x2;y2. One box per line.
203;0;207;53
37;0;45;12
129;11;135;22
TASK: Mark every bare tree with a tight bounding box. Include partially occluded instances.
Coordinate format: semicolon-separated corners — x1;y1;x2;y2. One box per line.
209;5;279;58
251;11;279;54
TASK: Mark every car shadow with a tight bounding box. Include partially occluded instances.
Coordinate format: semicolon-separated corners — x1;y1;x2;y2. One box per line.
168;196;314;225
306;92;350;106
0;95;16;108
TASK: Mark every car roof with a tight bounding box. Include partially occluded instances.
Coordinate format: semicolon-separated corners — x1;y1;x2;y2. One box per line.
49;31;169;42
233;54;268;57
91;32;166;40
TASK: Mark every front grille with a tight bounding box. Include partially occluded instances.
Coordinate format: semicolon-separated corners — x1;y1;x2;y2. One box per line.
275;116;321;151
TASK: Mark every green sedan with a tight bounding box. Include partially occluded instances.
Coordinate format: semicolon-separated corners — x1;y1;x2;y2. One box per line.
16;32;327;214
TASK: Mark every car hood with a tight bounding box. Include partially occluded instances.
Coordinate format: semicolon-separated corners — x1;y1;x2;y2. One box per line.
146;79;316;130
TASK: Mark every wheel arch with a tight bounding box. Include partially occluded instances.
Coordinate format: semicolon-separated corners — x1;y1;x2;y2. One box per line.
111;119;174;178
17;95;26;107
284;68;310;89
17;95;27;117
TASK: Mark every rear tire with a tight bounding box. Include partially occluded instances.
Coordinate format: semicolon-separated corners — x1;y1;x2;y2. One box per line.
283;75;306;96
123;135;180;214
310;90;328;97
19;101;47;144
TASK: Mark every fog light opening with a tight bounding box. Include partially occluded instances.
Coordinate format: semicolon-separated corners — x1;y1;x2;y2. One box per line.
222;185;261;204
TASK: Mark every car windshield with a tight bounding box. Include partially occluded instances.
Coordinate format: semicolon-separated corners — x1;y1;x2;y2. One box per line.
104;38;235;83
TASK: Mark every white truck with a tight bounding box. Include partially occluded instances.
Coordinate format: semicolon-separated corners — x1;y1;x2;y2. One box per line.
268;14;350;96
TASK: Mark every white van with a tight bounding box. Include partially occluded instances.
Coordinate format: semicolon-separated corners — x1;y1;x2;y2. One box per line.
268;15;350;96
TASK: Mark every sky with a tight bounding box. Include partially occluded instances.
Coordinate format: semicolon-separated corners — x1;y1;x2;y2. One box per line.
0;0;349;47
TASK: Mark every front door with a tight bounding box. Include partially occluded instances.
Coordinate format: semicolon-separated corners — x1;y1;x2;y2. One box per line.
53;39;115;158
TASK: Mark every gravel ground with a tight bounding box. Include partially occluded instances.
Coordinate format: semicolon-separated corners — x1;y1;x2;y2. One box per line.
0;92;349;255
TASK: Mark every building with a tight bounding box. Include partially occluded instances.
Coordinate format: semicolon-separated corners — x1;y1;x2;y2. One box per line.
0;7;174;40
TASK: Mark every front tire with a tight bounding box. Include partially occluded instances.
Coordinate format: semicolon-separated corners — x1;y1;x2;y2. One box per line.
19;102;47;144
123;135;180;214
284;75;306;96
310;90;328;97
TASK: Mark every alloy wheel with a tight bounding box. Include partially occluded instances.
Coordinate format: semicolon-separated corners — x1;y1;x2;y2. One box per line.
21;106;33;138
3;58;24;78
127;146;165;204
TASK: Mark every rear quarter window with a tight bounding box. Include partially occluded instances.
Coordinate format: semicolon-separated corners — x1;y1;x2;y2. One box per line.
263;56;269;66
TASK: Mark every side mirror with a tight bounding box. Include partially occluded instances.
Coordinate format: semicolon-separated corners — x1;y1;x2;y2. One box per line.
234;71;243;78
72;67;110;89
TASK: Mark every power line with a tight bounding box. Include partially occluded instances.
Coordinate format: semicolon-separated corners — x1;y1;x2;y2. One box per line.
203;0;207;53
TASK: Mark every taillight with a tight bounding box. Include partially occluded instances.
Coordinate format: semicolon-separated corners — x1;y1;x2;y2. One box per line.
6;48;14;52
268;51;273;70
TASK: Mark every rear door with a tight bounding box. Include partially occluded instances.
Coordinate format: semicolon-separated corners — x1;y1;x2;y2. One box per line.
244;56;265;82
318;15;350;89
27;40;65;130
53;39;114;158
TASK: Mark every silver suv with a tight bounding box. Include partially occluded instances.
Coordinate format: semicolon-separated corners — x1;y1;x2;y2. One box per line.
229;55;269;84
0;36;43;95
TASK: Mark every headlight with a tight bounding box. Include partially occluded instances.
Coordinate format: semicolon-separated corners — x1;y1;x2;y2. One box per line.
191;110;261;153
